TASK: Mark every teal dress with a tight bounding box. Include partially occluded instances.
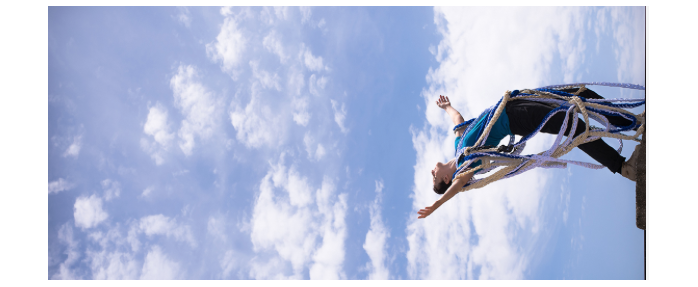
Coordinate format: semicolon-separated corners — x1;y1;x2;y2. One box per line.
455;110;513;169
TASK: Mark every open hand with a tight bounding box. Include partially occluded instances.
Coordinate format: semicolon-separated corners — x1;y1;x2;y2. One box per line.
417;202;441;219
436;95;451;109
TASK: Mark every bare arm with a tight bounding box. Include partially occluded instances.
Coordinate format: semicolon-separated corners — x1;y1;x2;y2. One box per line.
436;95;466;137
417;171;475;219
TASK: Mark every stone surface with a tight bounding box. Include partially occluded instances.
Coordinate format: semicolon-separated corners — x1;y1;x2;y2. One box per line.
636;130;646;230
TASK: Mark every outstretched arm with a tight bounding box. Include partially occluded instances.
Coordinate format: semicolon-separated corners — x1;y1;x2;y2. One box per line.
417;171;475;219
436;95;466;137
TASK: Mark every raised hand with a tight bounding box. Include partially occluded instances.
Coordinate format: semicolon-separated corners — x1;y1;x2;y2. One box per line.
417;202;441;219
436;95;451;110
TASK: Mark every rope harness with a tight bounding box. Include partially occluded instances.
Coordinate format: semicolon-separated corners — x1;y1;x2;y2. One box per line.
452;82;645;192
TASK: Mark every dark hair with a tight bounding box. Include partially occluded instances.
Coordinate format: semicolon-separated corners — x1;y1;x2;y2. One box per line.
433;178;452;194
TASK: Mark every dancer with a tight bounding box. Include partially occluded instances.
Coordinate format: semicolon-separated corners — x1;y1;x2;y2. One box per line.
419;87;642;219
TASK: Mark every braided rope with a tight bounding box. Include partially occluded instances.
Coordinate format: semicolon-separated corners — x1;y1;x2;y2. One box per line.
452;83;645;192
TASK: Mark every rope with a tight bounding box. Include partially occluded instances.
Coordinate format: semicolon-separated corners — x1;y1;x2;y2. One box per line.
536;82;646;91
451;83;645;192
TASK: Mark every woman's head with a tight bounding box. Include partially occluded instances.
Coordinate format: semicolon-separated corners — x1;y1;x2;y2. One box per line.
431;161;453;194
433;179;451;194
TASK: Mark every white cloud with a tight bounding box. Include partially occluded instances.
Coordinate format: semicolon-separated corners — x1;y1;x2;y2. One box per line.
330;99;348;134
249;60;281;91
173;169;189;177
259;7;276;25
140;245;181;279
176;6;191;28
74;194;108;229
63;135;82;158
406;7;594;279
303;46;326;72
287;67;305;96
274;162;313;208
141;186;154;198
84;227;141;280
140;140;163;165
292;96;311;126
249;257;299;279
142;102;174;165
309;74;328;97
206;15;246;79
259;6;290;25
48;178;73;194
220;249;244;279
143;103;174;147
54;217;190;279
263;30;288;64
249;161;347;279
67;220;196;279
229;89;286;149
309;178;347;279
170;64;219;156
100;179;121;201
199;10;348;278
137;214;197;248
308;201;347;279
220;6;233;17
221;21;310;149
127;225;141;253
315;176;334;214
363;180;390;279
594;8;607;53
556;10;588;83
273;6;289;21
51;223;81;279
561;168;572;225
299;6;312;24
205;8;341;159
250;168;315;277
303;133;326;161
315;144;326;160
298;7;326;31
207;214;227;242
87;249;139;279
609;7;646;88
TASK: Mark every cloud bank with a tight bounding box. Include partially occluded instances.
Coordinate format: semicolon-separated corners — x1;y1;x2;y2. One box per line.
363;180;390;279
51;6;354;280
171;64;221;156
249;159;348;279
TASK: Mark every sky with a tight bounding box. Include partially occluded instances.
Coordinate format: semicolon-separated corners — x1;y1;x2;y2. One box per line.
45;6;650;280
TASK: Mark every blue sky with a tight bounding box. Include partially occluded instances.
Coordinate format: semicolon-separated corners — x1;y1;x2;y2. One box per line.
46;6;648;279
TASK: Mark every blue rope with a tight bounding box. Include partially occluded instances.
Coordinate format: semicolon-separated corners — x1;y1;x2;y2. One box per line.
452;118;475;133
534;88;578;97
536;82;645;91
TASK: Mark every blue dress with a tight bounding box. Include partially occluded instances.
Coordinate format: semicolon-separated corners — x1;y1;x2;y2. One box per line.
455;109;513;169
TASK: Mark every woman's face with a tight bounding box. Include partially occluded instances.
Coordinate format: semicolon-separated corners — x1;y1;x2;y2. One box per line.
431;162;451;186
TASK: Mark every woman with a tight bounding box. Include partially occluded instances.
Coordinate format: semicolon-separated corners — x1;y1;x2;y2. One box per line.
418;88;641;219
